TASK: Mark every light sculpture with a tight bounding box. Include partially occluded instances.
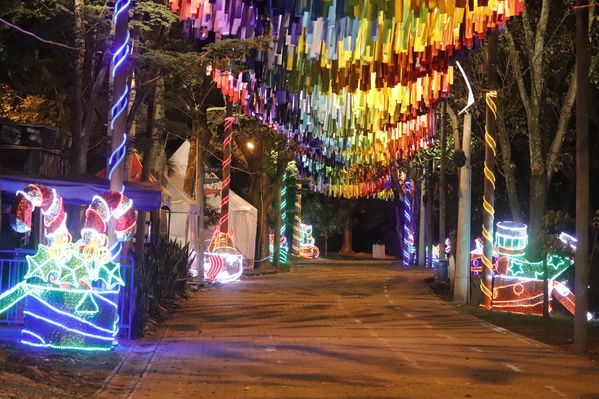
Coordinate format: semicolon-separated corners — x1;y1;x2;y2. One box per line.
299;223;319;259
470;238;488;275
268;234;289;264
488;222;575;316
203;115;244;283
432;239;451;262
0;185;135;350
203;228;243;283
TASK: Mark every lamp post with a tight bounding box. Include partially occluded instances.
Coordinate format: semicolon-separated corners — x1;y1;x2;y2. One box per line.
574;0;590;354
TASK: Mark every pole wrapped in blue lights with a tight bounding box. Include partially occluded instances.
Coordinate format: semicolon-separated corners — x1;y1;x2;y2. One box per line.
402;179;416;266
108;0;131;194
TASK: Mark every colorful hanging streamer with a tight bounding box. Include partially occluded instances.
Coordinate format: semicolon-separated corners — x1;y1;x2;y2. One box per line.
170;0;523;196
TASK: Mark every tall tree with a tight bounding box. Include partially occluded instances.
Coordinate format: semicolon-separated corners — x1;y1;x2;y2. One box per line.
502;1;583;257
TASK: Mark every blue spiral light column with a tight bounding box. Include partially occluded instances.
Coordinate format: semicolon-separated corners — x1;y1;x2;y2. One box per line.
108;0;131;193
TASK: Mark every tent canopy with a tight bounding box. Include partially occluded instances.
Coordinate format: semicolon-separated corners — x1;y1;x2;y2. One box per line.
0;174;162;210
168;141;258;263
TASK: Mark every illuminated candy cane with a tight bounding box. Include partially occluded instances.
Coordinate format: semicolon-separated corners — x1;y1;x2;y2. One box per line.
11;184;66;237
206;254;224;281
82;191;136;244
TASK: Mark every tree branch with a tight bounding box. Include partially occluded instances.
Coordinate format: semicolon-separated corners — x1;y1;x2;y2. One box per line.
531;0;551;102
504;29;532;120
445;103;460;151
520;3;535;61
546;67;576;186
546;49;599;185
82;51;110;140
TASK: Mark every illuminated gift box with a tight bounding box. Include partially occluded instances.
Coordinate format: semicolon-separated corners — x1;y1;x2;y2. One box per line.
22;285;119;350
0;184;135;351
490;222;574;316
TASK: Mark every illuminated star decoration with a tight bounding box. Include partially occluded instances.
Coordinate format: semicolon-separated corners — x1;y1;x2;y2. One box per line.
96;261;125;289
24;245;56;282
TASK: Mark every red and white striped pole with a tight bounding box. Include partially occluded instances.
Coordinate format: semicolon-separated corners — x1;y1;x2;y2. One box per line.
219;104;235;233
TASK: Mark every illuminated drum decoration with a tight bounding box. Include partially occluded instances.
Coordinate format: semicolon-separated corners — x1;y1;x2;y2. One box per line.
0;185;135;351
490;222;575;316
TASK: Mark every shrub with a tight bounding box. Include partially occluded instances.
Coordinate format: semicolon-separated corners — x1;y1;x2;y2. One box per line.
133;237;193;335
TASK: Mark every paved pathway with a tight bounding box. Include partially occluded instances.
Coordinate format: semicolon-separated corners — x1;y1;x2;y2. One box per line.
99;265;599;399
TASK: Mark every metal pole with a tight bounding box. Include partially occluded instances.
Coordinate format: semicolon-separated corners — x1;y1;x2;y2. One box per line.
574;0;590;354
454;112;472;303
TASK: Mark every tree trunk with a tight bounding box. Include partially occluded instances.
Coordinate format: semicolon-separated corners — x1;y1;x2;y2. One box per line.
195;128;206;274
126;70;137;181
257;174;275;265
528;168;546;260
395;195;405;263
446;104;461;181
247;172;263;261
439;104;447;262
184;135;198;197
259;194;270;262
340;201;355;255
496;103;524;223
426;160;434;269
418;176;426;267
481;31;499;308
272;172;284;268
137;80;164;250
454;113;472;304
340;218;353;254
574;0;590;354
135;81;160;260
70;0;85;173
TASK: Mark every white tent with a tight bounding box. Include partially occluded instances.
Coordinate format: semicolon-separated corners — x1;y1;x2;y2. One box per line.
163;173;200;257
168;141;257;268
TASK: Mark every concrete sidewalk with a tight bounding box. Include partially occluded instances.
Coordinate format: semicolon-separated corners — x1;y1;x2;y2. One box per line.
97;265;599;399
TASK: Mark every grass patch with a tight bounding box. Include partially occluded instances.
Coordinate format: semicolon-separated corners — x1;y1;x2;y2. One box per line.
430;281;599;361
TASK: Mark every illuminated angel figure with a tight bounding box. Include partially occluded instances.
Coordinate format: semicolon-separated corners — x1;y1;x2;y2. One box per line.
0;185;136;351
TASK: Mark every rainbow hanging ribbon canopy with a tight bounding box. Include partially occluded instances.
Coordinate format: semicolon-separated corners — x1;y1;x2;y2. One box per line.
0;185;136;351
170;0;524;197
